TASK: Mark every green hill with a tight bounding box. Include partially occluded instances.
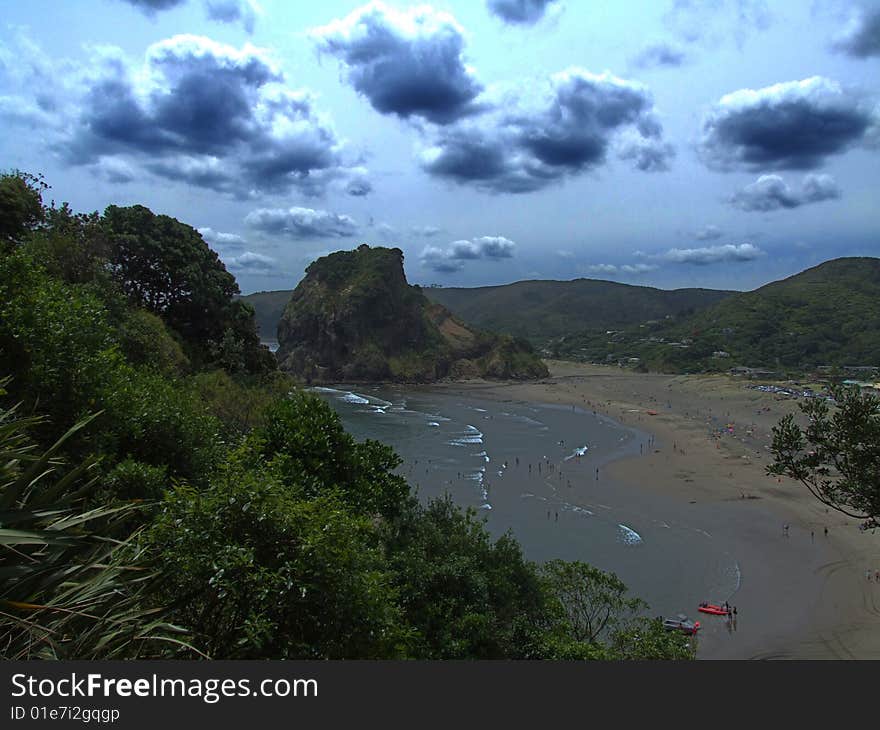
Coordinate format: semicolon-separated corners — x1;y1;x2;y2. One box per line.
240;289;290;341
276;245;548;383
554;257;880;372
423;279;734;344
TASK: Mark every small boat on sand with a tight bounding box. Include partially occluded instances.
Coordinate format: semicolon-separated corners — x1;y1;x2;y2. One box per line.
698;602;730;616
662;616;700;635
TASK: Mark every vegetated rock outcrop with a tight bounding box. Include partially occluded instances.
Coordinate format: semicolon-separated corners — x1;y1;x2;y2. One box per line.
276;245;549;383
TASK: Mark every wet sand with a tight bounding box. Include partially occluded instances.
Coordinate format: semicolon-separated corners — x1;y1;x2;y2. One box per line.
430;361;880;659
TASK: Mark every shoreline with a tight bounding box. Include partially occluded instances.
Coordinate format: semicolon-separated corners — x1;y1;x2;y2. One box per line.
427;362;880;659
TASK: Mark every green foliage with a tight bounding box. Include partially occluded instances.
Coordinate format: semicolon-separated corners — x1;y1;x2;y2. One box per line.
384;496;550;659
189;369;293;437
258;392;409;520
102;205;273;375
0;399;185;659
118;309;189;376
540;560;646;645
29;204;110;286
769;384;880;528
0;170;47;248
148;454;406;659
95;365;222;483
608;618;696;660
0;249;120;435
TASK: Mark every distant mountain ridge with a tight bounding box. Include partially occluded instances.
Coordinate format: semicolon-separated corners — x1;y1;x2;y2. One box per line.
275;245;548;383
553;257;880;371
423;279;735;343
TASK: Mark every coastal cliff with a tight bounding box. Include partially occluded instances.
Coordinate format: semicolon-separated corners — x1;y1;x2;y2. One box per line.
276;245;548;383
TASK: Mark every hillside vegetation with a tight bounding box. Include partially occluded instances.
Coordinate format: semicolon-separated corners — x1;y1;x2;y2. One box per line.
276;245;548;382
553;257;880;372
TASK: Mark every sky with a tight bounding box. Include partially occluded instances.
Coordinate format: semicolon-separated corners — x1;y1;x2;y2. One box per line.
1;0;878;294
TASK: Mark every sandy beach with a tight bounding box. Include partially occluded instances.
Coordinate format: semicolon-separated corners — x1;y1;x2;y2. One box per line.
431;361;880;659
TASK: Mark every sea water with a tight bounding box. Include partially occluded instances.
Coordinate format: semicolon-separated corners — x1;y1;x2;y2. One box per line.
311;385;742;623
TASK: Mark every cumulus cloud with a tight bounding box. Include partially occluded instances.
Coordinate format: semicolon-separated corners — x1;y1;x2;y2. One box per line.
617;136;676;172
474;235;515;259
583;263;657;276
693;225;722;240
420;236;516;271
224;251;277;276
311;2;483;125
699;76;878;171
91;157;137;184
729;174;841;212
630;42;687;69
45;35;360;197
660;243;762;264
198;226;247;252
420;68;671;192
204;0;259;34
345;170;373;196
486;0;560;25
832;6;880;58
420;245;464;273
244;207;358;238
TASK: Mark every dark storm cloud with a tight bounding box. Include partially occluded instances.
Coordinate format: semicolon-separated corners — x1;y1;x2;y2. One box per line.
832;6;880;58
630;42;687;69
120;0;258;31
244;207;358;239
699;77;878;171
486;0;560;25
728;174;841;212
421;69;670;193
310;2;484;125
204;0;257;34
120;0;186;15
61;35;358;197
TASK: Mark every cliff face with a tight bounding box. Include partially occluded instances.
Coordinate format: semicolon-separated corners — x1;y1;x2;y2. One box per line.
276;245;548;383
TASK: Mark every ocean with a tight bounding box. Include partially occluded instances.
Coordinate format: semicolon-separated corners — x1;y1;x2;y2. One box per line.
312;384;743;624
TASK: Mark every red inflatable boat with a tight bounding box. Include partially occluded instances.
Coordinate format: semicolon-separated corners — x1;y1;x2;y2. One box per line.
698;602;730;616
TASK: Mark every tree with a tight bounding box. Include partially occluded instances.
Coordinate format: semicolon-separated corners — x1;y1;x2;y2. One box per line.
102;205;238;340
768;383;880;529
102;205;273;374
0;170;46;248
148;451;406;659
541;560;645;644
384;496;550;659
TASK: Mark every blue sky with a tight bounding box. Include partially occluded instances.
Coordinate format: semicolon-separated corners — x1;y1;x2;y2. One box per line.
1;0;878;293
